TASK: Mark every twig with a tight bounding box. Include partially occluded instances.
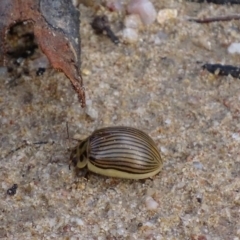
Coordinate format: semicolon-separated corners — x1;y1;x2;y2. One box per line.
188;14;240;23
191;0;240;4
4;140;51;158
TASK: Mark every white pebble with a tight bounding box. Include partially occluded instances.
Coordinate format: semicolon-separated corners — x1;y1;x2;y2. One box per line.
85;102;98;120
72;0;79;7
157;9;178;25
71;217;84;226
145;196;159;210
160;146;168;154
143;221;154;227
124;14;142;29
228;42;240;54
117;227;126;236
193;161;203;170
122;28;139;43
192;36;212;51
232;132;240;141
127;0;157;25
164;118;171;125
82;68;91;76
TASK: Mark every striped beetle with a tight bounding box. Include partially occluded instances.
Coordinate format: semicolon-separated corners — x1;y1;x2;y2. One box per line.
70;126;163;179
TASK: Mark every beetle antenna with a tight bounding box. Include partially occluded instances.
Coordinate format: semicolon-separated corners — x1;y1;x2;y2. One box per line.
66;122;81;170
66;122;80;142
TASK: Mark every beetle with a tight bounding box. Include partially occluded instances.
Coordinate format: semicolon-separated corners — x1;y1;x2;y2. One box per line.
70;126;163;179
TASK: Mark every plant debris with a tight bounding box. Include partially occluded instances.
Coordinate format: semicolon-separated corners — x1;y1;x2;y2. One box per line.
7;184;18;196
189;0;240;4
0;0;85;107
202;63;240;78
188;14;240;23
91;15;119;44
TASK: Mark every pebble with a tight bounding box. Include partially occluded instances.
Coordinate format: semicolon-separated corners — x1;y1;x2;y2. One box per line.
193;161;203;170
157;9;178;25
122;28;139;44
85;100;98;120
228;42;240;54
72;0;79;7
127;0;157;25
82;68;91;76
232;132;240;141
124;14;142;29
71;217;84;226
192;36;212;51
145;196;159;210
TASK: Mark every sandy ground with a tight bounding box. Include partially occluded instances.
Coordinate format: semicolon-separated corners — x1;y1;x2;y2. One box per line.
1;1;240;239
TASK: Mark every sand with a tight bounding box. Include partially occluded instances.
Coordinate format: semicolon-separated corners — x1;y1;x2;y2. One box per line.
0;1;240;239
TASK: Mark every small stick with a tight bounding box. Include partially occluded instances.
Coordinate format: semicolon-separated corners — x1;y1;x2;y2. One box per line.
5;140;50;158
192;0;240;4
66;122;72;152
188;14;240;23
66;122;79;143
66;122;72;170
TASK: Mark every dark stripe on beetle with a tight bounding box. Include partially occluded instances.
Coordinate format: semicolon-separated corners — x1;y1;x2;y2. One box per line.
90;135;160;160
90;132;160;159
90;151;157;165
91;162;157;173
92;127;151;138
90;144;160;164
91;127;152;139
90;143;156;156
93;128;157;147
91;136;154;152
91;131;154;147
89;155;159;168
89;163;155;172
89;157;158;174
89;154;158;167
92;160;159;171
